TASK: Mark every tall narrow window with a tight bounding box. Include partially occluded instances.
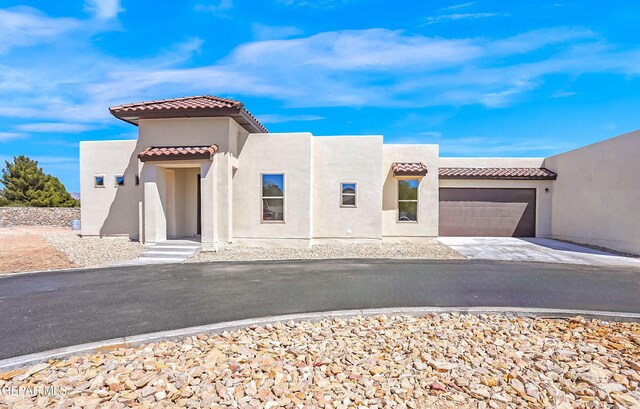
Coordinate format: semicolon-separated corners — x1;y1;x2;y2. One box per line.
340;182;357;207
398;179;419;222
262;174;284;222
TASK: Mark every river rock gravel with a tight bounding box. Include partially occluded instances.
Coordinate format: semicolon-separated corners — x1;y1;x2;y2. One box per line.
190;242;464;263
1;314;639;408
43;231;145;268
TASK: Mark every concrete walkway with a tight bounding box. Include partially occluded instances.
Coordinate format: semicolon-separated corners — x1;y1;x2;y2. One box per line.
116;239;200;266
439;237;640;267
0;259;639;359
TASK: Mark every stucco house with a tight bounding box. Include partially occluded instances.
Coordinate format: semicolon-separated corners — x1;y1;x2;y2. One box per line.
80;95;640;254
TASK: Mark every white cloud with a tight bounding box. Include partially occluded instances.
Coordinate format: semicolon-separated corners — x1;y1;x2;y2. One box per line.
0;132;27;142
252;24;303;40
2;12;640;127
0;6;79;53
195;0;233;16
441;2;478;11
84;0;123;20
258;114;324;124
276;0;358;8
422;12;501;25
16;123;93;133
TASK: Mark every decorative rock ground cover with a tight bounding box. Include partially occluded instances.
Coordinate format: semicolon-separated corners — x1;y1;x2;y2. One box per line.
1;314;639;408
43;231;145;268
190;242;463;262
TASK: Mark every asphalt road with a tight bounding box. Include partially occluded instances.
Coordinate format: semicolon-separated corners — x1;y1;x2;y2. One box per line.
1;259;639;359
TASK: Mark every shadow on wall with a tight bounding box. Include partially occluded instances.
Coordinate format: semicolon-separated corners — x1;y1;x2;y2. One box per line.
382;168;396;211
99;140;146;240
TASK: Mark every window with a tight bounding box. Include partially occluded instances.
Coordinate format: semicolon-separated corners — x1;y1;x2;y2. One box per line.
94;175;105;188
115;175;125;187
340;182;357;207
135;175;140;186
398;179;419;222
261;174;284;222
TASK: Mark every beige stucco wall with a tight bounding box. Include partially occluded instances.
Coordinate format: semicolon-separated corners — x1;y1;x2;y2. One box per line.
544;130;640;254
382;145;440;240
438;157;553;237
312;136;383;244
138;117;237;153
233;133;314;247
79;140;139;239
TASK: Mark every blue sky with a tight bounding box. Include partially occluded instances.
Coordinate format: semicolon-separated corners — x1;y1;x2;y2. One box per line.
1;0;639;192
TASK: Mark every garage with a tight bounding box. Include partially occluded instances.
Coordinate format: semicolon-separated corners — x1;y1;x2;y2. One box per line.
439;188;536;237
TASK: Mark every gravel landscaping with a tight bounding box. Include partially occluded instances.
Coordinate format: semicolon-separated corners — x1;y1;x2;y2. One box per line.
43;231;145;268
1;313;639;408
190;242;464;263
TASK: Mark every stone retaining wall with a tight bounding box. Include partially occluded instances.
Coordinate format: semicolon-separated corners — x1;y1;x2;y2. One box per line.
0;207;80;227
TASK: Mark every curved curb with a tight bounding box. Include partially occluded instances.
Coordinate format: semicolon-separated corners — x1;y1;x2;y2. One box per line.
1;306;639;372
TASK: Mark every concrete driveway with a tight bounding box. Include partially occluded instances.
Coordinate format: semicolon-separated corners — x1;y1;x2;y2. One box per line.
439;237;640;267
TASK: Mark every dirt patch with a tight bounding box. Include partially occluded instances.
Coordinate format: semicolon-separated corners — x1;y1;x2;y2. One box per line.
0;226;75;274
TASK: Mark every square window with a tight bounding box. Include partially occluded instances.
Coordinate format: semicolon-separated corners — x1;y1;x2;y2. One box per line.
94;175;105;188
115;175;125;187
262;174;284;222
340;182;357;207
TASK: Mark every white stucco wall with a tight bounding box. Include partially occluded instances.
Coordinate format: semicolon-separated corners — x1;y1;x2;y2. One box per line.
79;140;139;238
312;136;383;244
233;133;314;247
382;145;440;240
544;130;640;254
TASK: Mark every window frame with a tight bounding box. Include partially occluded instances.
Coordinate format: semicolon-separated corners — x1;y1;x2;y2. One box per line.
340;182;358;208
397;178;419;223
94;175;106;188
115;175;125;187
260;173;285;223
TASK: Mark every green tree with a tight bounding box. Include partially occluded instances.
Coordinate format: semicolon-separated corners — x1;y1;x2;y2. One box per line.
0;155;78;207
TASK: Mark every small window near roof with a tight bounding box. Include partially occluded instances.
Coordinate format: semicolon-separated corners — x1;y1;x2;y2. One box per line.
94;175;105;188
135;175;140;186
398;179;419;222
115;175;125;187
340;183;357;207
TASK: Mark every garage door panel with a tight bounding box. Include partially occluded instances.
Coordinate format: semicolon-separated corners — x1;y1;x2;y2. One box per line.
439;188;536;237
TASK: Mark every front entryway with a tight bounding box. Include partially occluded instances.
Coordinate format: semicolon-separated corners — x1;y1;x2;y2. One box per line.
439;188;536;237
165;167;201;239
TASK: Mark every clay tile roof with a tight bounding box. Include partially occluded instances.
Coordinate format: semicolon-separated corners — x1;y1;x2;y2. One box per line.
392;162;428;177
109;95;268;133
439;167;557;180
138;145;219;162
110;95;241;113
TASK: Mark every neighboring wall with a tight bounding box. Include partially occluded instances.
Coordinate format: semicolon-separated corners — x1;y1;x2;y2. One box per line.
382;145;439;240
438;157;553;237
0;207;80;227
233;133;314;247
80;140;139;239
312;136;383;244
544;130;640;254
